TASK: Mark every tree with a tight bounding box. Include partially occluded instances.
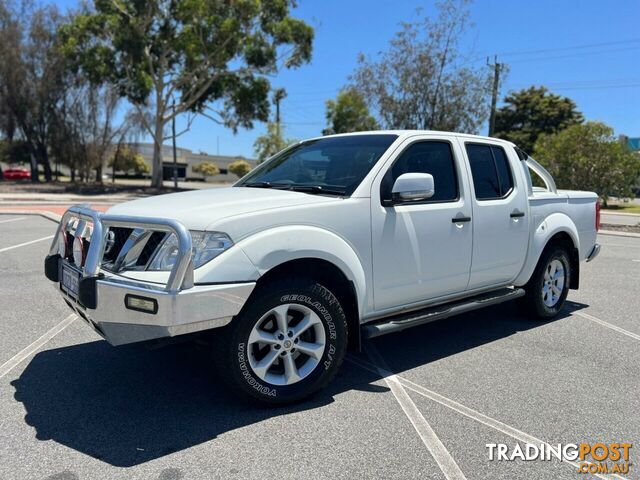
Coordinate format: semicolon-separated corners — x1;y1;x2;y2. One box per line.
323;88;378;135
494;86;584;153
108;145;150;176
228;159;252;178
62;84;126;182
533;122;640;206
0;139;30;165
106;110;147;183
60;0;313;188
0;96;16;143
0;2;67;182
193;161;220;180
253;122;295;163
351;0;490;133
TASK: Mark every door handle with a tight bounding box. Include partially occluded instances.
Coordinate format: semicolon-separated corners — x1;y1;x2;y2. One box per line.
510;210;525;218
452;216;471;223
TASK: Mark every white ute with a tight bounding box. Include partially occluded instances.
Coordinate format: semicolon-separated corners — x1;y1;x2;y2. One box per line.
44;131;601;404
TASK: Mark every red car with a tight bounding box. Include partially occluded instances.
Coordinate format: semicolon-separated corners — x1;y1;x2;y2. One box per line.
2;166;31;180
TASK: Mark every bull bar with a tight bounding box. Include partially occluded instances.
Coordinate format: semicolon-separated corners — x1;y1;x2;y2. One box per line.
44;205;254;345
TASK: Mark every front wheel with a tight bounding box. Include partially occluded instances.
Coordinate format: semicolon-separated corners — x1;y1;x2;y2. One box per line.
212;277;348;405
521;245;571;320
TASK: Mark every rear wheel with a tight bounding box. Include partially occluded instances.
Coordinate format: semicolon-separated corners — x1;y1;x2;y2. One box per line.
212;277;348;405
521;245;571;320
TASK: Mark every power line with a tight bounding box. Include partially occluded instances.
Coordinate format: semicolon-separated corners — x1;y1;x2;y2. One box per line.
545;77;640;86
286;89;340;97
546;83;640;91
507;46;640;64
494;38;640;58
284;103;324;122
282;121;324;126
508;78;640;90
470;40;640;64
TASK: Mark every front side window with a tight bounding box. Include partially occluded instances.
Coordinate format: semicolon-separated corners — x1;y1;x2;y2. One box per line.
237;134;398;196
381;141;458;203
466;144;514;200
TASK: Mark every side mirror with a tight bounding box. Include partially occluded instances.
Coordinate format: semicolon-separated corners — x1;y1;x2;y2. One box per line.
391;173;435;202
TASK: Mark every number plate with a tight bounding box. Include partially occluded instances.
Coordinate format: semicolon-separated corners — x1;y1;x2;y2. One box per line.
60;262;81;297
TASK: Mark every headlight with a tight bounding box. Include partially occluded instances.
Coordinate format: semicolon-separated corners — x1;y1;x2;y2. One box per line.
147;231;233;271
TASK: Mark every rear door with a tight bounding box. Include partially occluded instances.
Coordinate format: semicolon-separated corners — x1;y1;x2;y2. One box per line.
460;140;529;289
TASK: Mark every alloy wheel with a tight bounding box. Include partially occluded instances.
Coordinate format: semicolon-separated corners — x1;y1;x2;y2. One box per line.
247;303;326;386
542;259;565;307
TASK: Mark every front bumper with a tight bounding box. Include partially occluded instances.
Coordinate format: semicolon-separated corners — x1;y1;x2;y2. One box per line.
56;268;254;345
44;205;254;345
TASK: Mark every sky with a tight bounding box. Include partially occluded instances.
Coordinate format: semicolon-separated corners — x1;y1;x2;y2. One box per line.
50;0;640;158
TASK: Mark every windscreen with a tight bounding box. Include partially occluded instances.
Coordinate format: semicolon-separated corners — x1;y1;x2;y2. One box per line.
237;134;398;195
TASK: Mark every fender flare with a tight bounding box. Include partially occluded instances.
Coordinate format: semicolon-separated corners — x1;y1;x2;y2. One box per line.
514;212;580;287
236;225;368;314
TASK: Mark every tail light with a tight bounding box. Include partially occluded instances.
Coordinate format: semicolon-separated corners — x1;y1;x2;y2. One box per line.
595;201;601;232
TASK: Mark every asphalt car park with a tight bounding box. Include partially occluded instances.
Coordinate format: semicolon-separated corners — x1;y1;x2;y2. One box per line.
0;213;638;480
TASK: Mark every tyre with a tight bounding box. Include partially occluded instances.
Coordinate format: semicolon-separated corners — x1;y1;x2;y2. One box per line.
212;277;348;405
521;245;571;320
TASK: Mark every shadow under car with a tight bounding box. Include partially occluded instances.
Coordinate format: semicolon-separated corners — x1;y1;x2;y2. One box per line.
11;301;585;467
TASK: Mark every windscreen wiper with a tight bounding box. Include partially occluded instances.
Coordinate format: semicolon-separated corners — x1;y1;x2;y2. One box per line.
288;185;346;196
243;181;291;189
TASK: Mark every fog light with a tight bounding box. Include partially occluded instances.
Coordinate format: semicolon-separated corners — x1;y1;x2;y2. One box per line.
125;294;158;314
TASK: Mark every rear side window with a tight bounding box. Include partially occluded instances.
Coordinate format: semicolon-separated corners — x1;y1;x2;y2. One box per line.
466;144;514;200
383;141;458;202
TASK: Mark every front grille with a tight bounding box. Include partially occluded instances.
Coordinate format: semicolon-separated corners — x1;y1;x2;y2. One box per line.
100;227;166;272
103;227;133;262
136;231;167;266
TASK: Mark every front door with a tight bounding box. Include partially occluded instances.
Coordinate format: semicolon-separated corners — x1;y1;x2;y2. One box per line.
371;136;473;312
460;140;529;289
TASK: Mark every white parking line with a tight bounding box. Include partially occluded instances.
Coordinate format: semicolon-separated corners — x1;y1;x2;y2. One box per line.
0;234;54;254
347;355;614;480
0;217;26;224
574;311;640;342
0;314;76;379
397;377;618;480
365;345;467;480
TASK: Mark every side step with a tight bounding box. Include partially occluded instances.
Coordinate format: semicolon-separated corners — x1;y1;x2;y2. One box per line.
362;287;525;339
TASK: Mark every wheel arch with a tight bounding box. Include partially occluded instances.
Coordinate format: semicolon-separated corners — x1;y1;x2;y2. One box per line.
251;257;361;351
541;231;580;289
515;213;580;289
236;226;367;351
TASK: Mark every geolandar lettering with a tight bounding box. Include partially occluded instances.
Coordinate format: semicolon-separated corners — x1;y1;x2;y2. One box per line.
281;294;337;341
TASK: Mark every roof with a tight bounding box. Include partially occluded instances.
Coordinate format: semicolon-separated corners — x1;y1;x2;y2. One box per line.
308;130;515;146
